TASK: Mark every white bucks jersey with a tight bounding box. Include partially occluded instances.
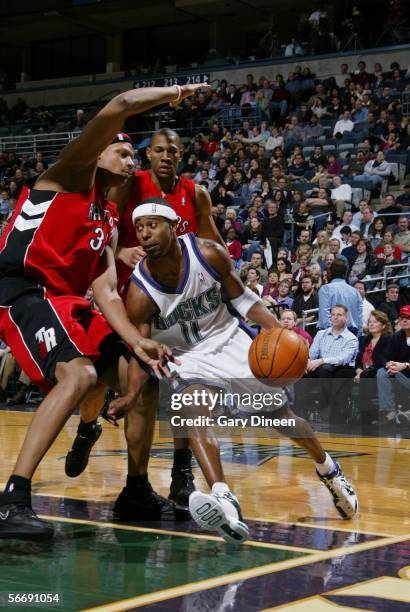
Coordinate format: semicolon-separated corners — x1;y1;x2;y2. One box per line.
131;233;238;354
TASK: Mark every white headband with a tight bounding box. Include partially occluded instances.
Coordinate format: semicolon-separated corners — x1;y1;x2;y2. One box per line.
132;202;177;224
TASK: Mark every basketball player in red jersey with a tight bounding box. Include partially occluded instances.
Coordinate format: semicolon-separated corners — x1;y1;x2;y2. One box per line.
0;83;208;541
66;128;224;518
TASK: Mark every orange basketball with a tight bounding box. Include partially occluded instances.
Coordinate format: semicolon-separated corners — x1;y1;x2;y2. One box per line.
248;327;308;383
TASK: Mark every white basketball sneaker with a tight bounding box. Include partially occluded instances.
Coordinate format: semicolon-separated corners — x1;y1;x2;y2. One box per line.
189;490;249;544
317;462;358;519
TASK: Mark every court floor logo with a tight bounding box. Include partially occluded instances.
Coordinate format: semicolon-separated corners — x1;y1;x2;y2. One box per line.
64;442;368;466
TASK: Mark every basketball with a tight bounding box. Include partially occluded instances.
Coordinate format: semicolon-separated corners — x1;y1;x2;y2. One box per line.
248;327;308;382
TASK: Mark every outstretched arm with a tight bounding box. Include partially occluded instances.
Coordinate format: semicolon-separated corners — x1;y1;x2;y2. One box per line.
36;83;209;192
199;239;282;330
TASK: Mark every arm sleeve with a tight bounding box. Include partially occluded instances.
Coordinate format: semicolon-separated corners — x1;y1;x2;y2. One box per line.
357;293;363;336
318;286;331;329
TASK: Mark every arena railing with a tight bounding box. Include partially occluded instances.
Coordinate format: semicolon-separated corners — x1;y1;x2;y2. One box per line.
0;132;73;157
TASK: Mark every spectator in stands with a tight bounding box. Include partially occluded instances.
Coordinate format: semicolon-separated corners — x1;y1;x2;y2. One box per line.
368;216;387;249
274;279;294;308
293;275;319;325
287;153;309;181
307;304;358;421
292;200;314;240
357;207;378;238
335;63;350;87
355;310;393;426
330;176;352;219
352;199;373;225
341;230;362;265
274;257;293;284
377;284;405;324
332;210;359;240
326;153;343;178
240;251;268;284
319;259;363;335
0;190;9;218
260;201;284;258
246;268;263;297
376;305;410;425
266;126;283;151
374;229;402;262
354;281;375;332
226;84;241;105
394;216;410;254
377;193;404;222
308;144;328;169
226;228;242;267
348;238;380;284
355;151;391;188
280;310;312;347
303;115;324;141
351;100;368;124
311;230;330;264
292;253;311;287
346;150;367;177
268;75;290;118
262;269;280;303
333;110;354;138
282;115;304;149
396;183;410;207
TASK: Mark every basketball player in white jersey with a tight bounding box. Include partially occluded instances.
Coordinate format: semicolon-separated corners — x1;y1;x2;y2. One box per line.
110;197;358;543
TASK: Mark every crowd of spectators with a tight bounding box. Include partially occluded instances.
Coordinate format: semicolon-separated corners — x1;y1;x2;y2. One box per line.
169;60;409;429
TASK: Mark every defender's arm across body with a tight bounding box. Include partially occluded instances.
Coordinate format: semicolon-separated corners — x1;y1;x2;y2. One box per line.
91;229;173;377
198;239;282;330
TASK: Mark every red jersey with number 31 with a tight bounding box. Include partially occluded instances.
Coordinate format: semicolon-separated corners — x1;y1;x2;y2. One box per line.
0;186;119;297
116;170;198;293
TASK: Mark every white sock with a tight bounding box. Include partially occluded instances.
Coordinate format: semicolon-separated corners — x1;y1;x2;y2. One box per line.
212;482;230;496
316;453;336;476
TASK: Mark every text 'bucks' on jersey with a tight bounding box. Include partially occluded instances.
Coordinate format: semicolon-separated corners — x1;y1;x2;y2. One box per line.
131;233;238;354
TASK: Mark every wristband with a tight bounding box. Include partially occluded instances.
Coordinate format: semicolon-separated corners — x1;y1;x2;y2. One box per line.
230;287;261;318
170;85;183;107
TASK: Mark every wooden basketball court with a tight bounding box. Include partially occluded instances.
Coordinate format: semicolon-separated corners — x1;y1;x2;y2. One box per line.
0;407;409;611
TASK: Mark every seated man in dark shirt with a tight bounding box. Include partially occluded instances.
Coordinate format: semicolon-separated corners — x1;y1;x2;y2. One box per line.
376;305;410;425
293;276;319;325
377;284;406;325
288;153;309;181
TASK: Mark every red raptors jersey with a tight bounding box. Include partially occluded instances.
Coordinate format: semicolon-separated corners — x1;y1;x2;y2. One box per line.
117;170;197;293
0;186;118;297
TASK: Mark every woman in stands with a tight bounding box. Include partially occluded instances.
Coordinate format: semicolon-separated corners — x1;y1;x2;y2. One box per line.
311;230;330;264
225;228;243;269
354;310;392;428
368;217;387;249
241;216;263;260
274;257;293;284
348;238;381;284
262;269;280;303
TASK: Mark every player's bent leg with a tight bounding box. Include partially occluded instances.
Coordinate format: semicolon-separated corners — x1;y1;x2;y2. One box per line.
113;378;175;521
65;383;105;477
272;405;358;520
170;437;195;511
0;357;98;541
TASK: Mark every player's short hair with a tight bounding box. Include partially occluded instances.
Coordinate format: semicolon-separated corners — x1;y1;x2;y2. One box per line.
151;128;180;145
